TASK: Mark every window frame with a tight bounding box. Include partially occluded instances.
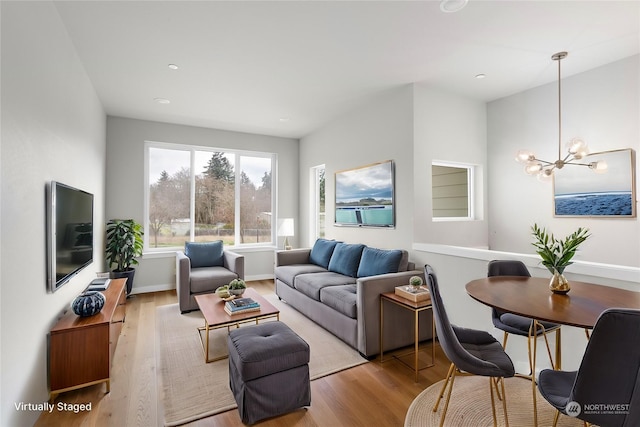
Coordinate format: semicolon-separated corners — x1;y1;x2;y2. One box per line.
143;140;277;252
431;160;475;222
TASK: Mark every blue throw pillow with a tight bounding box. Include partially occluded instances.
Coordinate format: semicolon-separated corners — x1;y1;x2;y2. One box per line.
357;247;403;277
328;243;365;277
184;241;224;268
309;239;340;269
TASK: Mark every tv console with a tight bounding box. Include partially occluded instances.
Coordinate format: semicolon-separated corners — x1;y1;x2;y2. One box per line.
49;278;126;401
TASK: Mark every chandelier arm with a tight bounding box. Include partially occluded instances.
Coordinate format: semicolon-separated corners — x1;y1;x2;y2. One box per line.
536;159;556;166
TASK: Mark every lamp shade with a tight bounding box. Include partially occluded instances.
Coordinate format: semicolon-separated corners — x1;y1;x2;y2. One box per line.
277;218;294;237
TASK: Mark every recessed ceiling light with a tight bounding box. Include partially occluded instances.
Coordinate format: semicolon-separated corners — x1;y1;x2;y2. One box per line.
475;73;486;79
279;117;290;123
168;64;179;70
440;0;469;13
154;98;170;104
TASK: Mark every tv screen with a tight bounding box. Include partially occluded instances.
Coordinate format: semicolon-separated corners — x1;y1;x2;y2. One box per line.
47;181;94;292
335;160;395;227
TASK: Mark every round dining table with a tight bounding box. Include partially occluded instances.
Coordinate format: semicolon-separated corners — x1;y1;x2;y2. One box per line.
466;276;640;426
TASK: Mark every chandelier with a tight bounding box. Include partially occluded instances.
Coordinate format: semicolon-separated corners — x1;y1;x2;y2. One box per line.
515;52;607;181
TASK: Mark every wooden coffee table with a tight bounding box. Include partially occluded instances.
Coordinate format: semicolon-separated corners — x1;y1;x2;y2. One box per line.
194;288;280;363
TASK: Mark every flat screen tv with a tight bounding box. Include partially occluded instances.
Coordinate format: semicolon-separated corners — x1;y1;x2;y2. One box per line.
335;160;395;227
47;181;94;292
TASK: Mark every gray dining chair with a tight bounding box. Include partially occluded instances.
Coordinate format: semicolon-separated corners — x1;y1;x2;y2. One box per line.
538;307;640;427
425;265;515;427
487;260;560;373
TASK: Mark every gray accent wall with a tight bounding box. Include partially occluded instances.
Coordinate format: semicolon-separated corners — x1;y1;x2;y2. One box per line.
1;2;106;426
105;117;299;293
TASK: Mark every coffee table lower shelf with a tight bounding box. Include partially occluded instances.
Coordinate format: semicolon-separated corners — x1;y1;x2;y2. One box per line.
197;312;280;363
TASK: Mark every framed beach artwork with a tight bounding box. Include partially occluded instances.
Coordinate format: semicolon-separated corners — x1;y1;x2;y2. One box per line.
553;148;636;217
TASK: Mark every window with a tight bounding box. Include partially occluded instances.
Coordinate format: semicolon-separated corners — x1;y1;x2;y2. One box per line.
310;165;326;240
432;162;474;220
145;142;275;251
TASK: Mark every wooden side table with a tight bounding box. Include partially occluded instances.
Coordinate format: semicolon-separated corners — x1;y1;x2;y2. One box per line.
380;291;435;381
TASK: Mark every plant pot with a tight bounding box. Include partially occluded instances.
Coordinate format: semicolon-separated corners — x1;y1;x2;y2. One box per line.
111;268;135;295
549;270;570;294
229;288;245;297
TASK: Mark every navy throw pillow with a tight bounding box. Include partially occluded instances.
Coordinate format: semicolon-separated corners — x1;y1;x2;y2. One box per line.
357;247;403;277
328;243;365;277
184;241;224;268
309;239;340;269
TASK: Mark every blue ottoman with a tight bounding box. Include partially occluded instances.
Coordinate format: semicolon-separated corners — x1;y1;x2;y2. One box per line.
228;321;311;424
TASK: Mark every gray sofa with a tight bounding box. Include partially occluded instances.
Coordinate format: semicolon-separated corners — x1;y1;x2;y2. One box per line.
275;239;432;358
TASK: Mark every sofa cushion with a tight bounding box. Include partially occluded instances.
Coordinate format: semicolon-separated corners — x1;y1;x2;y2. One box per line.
185;241;224;268
294;272;356;301
357;247;403;277
309;239;340;269
328;243;365;277
190;266;238;293
320;285;357;319
275;264;327;288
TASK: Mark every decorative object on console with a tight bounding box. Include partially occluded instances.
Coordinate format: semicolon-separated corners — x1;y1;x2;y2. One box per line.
409;275;424;290
531;223;590;294
71;290;106;317
228;279;246;296
277;218;294;250
106;219;144;295
515;52;607;181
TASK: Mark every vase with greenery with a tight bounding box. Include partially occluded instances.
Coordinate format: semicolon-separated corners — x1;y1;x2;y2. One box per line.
531;223;590;294
409;276;424;293
106;219;144;295
228;278;246;296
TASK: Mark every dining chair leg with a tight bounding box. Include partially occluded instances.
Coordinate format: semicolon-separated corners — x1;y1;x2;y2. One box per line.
500;375;509;427
489;377;498;427
585;328;590;340
434;363;455;412
502;331;509;348
438;367;457;427
493;377;503;401
531;321;539;427
552;409;560;427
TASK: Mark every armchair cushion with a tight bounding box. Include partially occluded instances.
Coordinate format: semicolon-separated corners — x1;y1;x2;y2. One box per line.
185;241;224;268
309;239;340;269
357;247;402;277
328;243;365;277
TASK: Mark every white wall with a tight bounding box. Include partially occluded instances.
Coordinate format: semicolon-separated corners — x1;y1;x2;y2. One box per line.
413;83;488;248
299;85;415;251
105;117;299;293
488;55;640;267
1;2;106;426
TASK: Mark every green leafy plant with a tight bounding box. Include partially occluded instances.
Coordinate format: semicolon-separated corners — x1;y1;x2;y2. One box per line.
229;279;246;290
409;276;424;288
531;223;590;274
106;219;144;272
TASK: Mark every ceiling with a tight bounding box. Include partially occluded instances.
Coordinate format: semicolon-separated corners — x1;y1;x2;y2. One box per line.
53;1;640;139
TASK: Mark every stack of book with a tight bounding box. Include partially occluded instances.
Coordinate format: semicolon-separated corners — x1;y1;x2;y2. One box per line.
224;297;261;315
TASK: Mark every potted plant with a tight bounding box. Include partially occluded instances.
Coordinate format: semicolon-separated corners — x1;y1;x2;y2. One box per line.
228;278;246;296
531;223;590;294
409;276;424;293
106;219;144;295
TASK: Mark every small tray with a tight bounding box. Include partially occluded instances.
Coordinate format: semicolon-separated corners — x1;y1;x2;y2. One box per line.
395;286;431;302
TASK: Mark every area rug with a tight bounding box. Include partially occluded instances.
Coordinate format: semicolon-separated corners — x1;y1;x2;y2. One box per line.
157;294;367;426
405;375;584;427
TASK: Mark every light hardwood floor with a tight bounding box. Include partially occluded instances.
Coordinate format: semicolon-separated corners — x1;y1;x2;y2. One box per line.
35;280;450;427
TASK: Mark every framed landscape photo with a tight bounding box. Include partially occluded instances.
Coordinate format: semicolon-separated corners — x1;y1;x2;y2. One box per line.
335;160;395;227
553;148;636;217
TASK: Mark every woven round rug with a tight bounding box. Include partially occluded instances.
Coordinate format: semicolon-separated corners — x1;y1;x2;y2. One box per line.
405;375;584;426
